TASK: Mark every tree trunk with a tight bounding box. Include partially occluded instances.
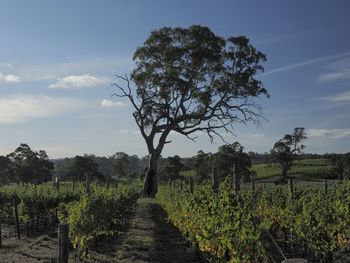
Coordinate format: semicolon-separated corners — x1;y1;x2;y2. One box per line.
142;152;159;198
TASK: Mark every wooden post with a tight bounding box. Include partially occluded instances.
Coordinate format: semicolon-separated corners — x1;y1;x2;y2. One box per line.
232;164;240;192
212;167;219;193
288;178;294;196
85;173;91;195
324;179;328;193
115;178;118;189
282;259;307;263
58;223;69;263
180;178;183;190
13;197;21;240
106;177;110;189
0;216;2;248
189;176;194;194
251;179;255;192
55;176;60;192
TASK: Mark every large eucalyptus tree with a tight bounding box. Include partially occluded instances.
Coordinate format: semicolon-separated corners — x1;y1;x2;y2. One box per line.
114;25;268;197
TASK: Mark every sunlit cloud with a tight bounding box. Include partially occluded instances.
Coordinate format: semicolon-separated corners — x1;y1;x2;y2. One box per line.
0;94;88;124
49;74;110;89
101;99;128;108
0;72;20;83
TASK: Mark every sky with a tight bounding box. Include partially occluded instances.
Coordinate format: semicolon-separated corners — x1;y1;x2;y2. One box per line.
1;0;350;158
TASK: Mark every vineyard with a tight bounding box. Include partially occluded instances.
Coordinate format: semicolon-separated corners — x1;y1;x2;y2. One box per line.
0;182;140;260
157;181;350;263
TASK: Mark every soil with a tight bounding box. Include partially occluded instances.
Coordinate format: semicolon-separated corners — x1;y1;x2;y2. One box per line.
0;199;203;263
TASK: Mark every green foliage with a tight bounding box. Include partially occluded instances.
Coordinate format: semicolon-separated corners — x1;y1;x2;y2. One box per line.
7;143;54;184
0;182;140;258
159;155;184;184
271;127;307;182
252;159;334;179
158;182;350;262
190;150;212;183
61;184;139;256
69;155;103;182
157;184;269;262
214;142;252;182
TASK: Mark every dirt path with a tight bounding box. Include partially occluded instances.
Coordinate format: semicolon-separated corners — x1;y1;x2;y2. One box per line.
83;198;203;263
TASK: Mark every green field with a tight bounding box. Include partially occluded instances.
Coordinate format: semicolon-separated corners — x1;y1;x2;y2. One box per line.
252;158;334;178
181;159;334;179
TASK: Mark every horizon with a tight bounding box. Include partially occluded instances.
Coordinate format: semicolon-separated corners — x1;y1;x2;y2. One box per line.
1;0;350;159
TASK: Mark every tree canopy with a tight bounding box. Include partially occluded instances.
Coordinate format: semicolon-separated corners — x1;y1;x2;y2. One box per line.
7;143;54;184
114;25;268;197
271;127;307;183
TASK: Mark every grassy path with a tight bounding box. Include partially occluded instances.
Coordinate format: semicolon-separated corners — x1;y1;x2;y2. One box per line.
77;198;203;263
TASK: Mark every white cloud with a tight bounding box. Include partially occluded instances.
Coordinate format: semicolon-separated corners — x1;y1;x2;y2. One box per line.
49;74;110;89
308;128;350;140
0;94;87;124
119;129;140;135
101;99;128;108
14;57;132;82
319;58;350;82
0;72;20;83
315;91;350;103
263;51;350;76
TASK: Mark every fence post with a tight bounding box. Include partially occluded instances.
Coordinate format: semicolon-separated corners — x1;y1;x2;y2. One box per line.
85;173;91;195
251;178;255;192
288;178;294;196
0;216;2;248
106;177;110;189
55;176;60;192
115;178;118;189
212;167;219;193
232;164;240;192
180;178;183;190
324;179;328;193
189;176;194;194
58;223;69;263
13;197;21;240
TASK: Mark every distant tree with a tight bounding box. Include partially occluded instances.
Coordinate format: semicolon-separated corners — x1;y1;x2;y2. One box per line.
159;155;184;184
0;156;12;185
69;155;102;182
214;142;251;182
343;153;350;179
113;25;268;197
7;144;54;184
271;127;307;183
191;150;212;183
110;152;130;181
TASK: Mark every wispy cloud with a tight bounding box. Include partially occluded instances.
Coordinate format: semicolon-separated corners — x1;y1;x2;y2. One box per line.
0;94;88;124
101;99;128;108
263;51;350;76
14;57;133;82
0;72;20;83
119;129;140;135
308;128;350;140
49;74;110;89
318;58;350;82
315;91;350;103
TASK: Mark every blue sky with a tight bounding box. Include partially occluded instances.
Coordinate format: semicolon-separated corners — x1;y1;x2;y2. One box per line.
1;0;350;158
